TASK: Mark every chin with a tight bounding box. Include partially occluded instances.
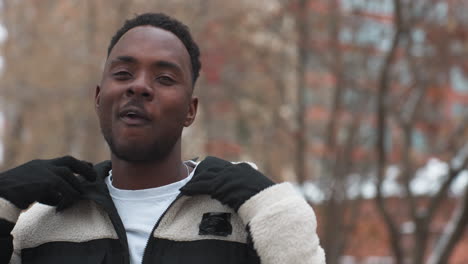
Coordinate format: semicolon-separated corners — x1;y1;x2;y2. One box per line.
108;137;178;163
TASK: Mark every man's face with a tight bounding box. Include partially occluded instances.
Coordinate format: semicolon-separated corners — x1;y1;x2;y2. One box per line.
95;26;198;162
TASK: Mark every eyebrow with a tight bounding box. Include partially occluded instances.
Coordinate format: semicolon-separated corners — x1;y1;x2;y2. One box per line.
152;60;183;75
109;56;183;75
109;56;137;68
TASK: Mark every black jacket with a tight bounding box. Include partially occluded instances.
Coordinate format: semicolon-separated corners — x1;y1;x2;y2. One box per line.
1;157;325;264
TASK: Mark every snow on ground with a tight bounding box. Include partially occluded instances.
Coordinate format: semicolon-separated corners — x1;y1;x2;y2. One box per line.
412;158;448;196
452;170;468;195
299;158;468;204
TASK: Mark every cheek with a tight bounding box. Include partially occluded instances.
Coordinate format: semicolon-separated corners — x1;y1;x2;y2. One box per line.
97;92;118;123
158;91;189;113
99;87;120;109
170;97;191;122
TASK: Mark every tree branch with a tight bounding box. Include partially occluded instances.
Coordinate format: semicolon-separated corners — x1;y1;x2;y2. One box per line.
374;0;405;263
428;181;468;264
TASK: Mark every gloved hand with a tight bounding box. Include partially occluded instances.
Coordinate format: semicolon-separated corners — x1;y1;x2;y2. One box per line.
0;156;97;211
180;156;274;211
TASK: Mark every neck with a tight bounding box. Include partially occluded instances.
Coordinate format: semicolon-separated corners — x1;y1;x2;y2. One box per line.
110;140;188;190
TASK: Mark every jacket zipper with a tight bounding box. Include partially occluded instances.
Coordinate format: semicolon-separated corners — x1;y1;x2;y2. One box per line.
141;193;184;264
82;182;131;264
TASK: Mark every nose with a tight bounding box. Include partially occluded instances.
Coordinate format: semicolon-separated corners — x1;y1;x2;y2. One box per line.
125;74;153;101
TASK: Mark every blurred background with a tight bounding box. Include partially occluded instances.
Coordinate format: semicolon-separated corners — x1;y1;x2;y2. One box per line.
0;0;467;263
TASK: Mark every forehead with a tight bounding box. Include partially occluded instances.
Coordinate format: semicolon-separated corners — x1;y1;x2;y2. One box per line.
108;26;190;69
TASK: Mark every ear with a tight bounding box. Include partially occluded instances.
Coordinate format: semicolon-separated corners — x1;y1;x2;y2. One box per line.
184;96;198;127
94;85;101;111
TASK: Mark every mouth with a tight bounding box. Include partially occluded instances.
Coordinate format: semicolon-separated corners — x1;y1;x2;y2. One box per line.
118;107;151;126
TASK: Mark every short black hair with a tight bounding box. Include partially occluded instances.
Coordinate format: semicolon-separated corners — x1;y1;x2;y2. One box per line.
107;13;201;86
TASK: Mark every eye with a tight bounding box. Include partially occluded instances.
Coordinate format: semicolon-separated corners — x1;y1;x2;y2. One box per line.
157;76;176;86
113;71;132;80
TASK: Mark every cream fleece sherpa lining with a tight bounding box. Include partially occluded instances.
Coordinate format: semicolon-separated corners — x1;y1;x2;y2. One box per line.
0;197;21;223
12;200;118;251
9;252;20;264
153;195;248;243
238;183;326;264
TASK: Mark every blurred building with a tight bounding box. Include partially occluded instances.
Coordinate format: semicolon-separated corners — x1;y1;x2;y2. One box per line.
198;0;468;181
303;1;468;263
302;0;468;177
315;197;468;264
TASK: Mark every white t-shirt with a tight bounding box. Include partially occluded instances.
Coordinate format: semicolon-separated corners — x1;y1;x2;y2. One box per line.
105;161;196;264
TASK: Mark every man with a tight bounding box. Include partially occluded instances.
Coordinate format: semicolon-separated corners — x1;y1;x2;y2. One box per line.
0;13;325;264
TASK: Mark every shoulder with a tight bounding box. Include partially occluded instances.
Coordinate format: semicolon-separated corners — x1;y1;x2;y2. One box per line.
12;200;117;251
195;156;259;173
94;160;112;179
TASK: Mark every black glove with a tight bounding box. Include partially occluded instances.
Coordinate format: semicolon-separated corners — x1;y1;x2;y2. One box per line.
180;156;274;211
0;156;97;211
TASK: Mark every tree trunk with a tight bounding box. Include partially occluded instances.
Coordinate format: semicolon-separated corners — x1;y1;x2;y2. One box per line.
374;0;405;263
294;0;309;184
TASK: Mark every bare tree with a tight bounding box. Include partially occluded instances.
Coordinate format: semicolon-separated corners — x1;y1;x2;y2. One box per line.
374;0;468;263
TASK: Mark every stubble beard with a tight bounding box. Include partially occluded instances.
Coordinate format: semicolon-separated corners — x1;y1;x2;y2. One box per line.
101;126;181;163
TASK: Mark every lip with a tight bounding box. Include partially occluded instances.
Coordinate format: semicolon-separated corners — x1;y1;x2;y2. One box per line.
118;106;151;126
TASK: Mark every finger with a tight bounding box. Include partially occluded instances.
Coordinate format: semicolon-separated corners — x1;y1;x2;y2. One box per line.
38;176;81;210
179;185;209;196
194;156;232;174
52;156;97;181
55;185;81;212
194;165;224;175
49;166;83;191
38;189;63;206
180;178;215;195
236;162;257;171
182;170;218;188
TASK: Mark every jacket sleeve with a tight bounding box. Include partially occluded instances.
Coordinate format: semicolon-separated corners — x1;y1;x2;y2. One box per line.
238;183;326;264
0;197;22;264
